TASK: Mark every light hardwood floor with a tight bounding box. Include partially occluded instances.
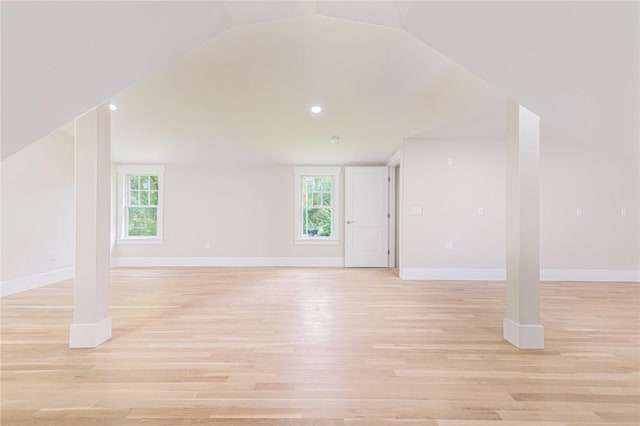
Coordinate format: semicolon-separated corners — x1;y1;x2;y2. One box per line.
2;267;639;425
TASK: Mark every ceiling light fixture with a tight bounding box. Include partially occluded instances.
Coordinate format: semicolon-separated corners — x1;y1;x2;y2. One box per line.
330;136;340;144
310;105;322;114
109;104;118;111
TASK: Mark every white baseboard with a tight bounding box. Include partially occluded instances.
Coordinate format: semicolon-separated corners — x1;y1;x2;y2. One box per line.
1;267;75;297
540;269;640;282
400;268;505;281
69;316;112;348
112;256;345;268
503;317;544;349
400;268;640;282
3;265;634;293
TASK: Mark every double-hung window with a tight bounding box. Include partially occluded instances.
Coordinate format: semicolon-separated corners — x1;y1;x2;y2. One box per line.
294;167;340;244
116;165;164;244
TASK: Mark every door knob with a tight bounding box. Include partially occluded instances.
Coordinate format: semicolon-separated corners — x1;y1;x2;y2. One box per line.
347;220;355;224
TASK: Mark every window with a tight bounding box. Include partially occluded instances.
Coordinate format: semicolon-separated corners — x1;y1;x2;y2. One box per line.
294;167;340;244
116;165;164;244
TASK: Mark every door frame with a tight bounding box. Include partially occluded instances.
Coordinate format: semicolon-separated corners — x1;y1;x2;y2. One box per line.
387;151;402;270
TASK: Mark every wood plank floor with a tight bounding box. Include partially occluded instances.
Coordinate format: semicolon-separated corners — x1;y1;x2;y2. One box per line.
2;267;639;425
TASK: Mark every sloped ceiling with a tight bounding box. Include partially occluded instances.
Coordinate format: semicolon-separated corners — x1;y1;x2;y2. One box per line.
402;1;639;167
2;1;638;166
110;15;502;165
1;1;231;159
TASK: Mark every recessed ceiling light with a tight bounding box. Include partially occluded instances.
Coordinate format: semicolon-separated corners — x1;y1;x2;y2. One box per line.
310;105;322;114
109;104;118;111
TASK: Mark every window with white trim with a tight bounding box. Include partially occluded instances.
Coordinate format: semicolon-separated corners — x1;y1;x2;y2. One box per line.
116;165;164;244
294;167;340;244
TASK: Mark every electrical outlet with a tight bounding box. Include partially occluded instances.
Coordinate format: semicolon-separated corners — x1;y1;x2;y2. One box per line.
444;241;454;250
477;207;485;216
447;158;454;166
576;207;583;217
621;208;628;217
204;242;211;249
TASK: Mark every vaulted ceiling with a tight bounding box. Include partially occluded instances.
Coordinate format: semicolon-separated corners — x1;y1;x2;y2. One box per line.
2;1;638;166
110;15;504;165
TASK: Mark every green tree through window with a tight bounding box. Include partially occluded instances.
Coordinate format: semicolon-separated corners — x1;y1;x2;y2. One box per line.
301;175;333;237
127;174;159;237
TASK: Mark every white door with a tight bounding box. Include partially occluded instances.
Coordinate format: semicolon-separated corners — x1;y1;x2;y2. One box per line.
344;167;389;267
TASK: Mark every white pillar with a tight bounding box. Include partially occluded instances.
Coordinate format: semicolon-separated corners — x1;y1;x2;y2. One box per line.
69;103;112;348
503;99;544;349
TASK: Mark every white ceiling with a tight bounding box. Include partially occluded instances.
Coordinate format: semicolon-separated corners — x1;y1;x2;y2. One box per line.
2;1;638;167
1;1;231;159
402;1;639;167
111;15;504;165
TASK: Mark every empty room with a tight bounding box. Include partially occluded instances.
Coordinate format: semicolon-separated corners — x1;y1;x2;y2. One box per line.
1;1;639;425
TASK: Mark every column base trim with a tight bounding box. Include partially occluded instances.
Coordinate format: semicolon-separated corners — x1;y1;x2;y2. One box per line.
69;316;112;348
503;317;544;349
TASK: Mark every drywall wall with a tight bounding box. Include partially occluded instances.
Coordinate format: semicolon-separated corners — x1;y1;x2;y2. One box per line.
401;138;506;274
114;165;344;263
1;130;75;292
540;135;640;272
400;133;640;280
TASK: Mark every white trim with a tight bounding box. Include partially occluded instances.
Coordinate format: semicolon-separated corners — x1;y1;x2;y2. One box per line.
400;268;505;281
294;166;341;176
540;269;640;282
387;150;402;167
115;164;164;243
294;239;339;245
294;166;341;243
1;267;75;297
395;163;403;271
400;268;640;282
112;257;345;267
503;317;544;349
114;164;165;175
117;238;163;245
69;316;112;348
388;165;396;268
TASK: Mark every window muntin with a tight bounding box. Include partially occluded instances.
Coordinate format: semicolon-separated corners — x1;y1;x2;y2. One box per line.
294;167;340;243
126;174;159;237
301;175;333;237
116;165;164;243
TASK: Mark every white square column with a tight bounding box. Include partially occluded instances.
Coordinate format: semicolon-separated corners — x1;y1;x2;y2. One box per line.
70;103;112;348
504;99;544;349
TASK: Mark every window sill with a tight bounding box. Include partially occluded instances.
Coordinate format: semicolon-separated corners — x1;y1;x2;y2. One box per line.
117;238;163;245
294;239;340;246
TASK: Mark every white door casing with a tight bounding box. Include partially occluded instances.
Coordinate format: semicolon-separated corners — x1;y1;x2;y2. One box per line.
344;167;390;267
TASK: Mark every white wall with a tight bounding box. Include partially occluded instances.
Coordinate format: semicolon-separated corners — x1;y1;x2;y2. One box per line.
114;165;344;265
540;135;640;273
400;134;640;281
1;130;75;294
2;129;634;286
401;138;506;279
